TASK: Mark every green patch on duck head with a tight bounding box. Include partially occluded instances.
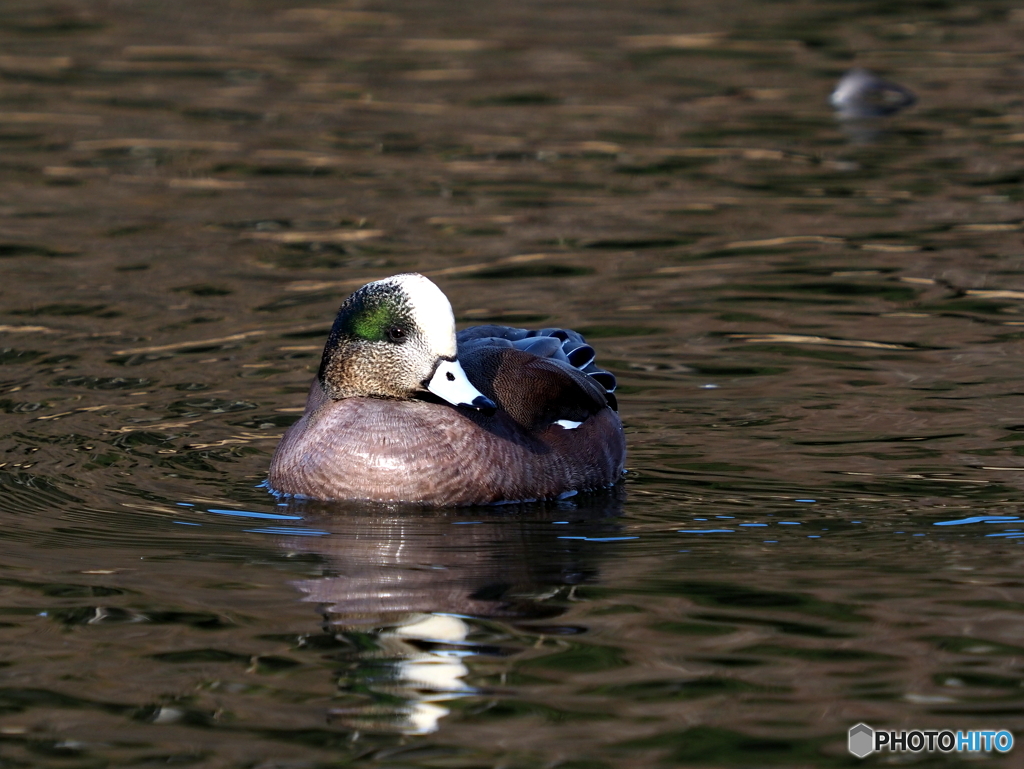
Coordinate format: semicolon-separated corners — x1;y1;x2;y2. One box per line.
335;283;411;343
351;302;397;341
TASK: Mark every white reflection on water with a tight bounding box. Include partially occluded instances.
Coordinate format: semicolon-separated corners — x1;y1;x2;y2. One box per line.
282;494;623;735
387;614;475;734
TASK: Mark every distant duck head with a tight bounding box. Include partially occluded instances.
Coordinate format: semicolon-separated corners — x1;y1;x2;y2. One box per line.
830;68;916;119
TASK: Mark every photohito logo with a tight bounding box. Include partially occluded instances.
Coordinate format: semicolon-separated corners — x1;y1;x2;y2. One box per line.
848;723;1013;757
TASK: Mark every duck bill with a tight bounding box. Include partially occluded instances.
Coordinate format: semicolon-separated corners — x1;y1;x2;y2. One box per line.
426;359;496;411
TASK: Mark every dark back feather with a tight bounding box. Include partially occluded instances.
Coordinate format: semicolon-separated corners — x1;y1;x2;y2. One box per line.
457;325;617;410
460;346;608;431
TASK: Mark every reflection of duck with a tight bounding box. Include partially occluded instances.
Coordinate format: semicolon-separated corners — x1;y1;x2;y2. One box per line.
278;491;624;734
331;613;475;735
830;68;916;119
268;273;626;506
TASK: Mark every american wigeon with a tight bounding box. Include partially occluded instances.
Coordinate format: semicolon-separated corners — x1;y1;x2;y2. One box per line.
267;273;626;505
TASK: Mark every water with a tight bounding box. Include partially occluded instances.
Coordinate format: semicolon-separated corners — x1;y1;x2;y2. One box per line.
2;0;1024;765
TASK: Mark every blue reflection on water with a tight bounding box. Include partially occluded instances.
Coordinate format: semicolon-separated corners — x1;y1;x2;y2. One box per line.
207;508;302;521
934;515;1022;526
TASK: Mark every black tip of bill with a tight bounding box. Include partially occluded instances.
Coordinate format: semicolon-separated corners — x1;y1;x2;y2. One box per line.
468;395;497;413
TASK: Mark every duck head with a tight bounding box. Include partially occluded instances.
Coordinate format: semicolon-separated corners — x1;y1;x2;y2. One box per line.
317;273;495;411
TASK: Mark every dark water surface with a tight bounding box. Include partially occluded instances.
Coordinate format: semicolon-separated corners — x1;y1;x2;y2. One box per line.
3;0;1024;766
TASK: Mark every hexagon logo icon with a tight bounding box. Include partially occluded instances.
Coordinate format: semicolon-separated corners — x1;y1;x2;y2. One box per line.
848;723;874;758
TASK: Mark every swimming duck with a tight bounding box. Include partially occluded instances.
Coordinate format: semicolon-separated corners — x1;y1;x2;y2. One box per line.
267;273;626;506
830;68;916;119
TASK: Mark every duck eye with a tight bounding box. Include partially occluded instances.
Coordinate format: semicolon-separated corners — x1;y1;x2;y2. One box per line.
386;326;407;343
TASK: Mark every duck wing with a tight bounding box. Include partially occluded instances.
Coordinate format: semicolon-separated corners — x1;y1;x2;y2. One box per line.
458;325;617;432
458;325;617;406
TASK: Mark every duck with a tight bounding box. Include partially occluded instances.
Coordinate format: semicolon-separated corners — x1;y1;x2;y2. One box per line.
267;273;626;506
830;67;916;119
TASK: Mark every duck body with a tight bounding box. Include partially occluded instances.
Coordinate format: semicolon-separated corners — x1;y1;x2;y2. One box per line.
267;275;626;506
